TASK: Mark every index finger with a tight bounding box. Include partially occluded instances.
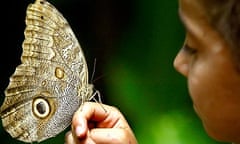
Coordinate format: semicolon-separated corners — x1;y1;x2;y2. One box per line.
78;102;110;122
72;102;124;138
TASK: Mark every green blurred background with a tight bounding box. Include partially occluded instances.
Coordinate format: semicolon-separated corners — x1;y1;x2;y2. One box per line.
0;0;228;143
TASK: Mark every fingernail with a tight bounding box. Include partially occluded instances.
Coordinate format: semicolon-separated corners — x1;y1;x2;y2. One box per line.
75;125;83;137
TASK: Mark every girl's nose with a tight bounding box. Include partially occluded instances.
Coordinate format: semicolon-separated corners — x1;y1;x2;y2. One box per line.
174;49;189;77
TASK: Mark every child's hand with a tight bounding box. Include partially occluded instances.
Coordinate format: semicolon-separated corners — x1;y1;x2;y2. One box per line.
65;102;138;144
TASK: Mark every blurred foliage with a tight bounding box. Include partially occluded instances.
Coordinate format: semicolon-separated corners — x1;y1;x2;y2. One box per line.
0;0;228;143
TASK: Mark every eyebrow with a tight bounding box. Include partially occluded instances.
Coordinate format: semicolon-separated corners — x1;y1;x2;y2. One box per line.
178;8;208;44
178;8;185;27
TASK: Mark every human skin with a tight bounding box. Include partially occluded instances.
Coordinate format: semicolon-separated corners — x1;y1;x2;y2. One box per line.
174;0;240;143
65;102;138;144
65;0;240;144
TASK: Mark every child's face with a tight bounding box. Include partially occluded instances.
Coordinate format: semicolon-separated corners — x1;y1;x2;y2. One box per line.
174;0;240;143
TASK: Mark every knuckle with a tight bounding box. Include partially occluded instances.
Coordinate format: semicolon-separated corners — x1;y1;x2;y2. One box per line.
111;106;120;112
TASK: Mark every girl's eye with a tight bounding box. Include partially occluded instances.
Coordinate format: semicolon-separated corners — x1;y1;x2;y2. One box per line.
183;44;197;54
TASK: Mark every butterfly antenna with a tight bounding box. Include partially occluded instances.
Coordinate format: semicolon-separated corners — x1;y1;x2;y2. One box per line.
90;58;97;83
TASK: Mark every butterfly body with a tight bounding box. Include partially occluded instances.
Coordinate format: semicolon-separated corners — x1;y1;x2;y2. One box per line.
0;0;93;142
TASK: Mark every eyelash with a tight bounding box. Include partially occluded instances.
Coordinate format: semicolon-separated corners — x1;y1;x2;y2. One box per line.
183;44;197;54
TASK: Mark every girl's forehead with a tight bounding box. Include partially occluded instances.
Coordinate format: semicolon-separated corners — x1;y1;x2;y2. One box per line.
179;0;232;23
179;0;205;17
179;0;208;26
178;0;216;49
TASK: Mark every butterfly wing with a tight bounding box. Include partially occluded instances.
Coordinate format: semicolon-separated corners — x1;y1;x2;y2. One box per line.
0;0;92;142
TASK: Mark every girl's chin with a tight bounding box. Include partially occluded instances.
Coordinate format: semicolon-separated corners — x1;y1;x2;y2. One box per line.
193;104;202;118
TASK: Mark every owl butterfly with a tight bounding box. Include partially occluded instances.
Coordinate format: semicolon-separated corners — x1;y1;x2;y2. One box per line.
0;0;98;143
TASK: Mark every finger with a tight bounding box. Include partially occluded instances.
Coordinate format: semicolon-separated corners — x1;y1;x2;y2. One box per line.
65;131;76;144
65;130;97;144
77;102;111;121
75;102;126;126
71;102;138;144
72;102;111;137
89;128;135;144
